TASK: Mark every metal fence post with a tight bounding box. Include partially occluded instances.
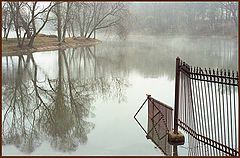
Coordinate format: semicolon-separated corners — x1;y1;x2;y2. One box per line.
173;57;180;134
168;57;184;145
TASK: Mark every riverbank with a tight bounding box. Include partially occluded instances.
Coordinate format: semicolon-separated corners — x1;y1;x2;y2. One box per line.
2;35;101;56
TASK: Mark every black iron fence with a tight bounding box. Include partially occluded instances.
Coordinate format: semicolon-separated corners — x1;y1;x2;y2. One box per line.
174;57;239;156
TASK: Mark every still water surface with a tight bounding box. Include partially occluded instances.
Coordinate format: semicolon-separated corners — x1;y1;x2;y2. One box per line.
2;35;238;155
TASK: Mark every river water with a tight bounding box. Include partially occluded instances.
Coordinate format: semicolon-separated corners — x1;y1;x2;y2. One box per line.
2;34;238;155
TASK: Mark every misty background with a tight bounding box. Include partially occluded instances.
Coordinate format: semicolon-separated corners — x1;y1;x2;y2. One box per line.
2;1;239;156
3;2;238;40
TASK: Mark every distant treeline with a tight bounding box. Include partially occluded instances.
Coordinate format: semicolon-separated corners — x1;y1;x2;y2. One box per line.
2;2;238;45
130;2;238;36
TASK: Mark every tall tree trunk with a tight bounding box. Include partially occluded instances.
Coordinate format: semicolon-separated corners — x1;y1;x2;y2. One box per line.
82;6;86;37
57;3;62;43
71;22;75;37
62;2;71;42
5;18;13;40
28;35;35;47
19;15;31;39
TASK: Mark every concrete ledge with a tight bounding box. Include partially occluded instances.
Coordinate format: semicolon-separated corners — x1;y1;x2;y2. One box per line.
168;130;185;145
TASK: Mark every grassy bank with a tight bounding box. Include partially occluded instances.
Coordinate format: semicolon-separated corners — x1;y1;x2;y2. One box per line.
2;35;101;56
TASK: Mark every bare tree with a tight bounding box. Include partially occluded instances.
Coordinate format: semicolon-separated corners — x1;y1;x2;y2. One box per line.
49;2;130;40
7;2;56;47
8;2;23;47
2;2;13;40
70;2;129;38
221;2;238;29
86;2;129;38
51;2;73;43
27;2;57;47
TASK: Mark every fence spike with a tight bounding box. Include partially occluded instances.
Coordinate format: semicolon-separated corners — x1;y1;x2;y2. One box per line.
227;70;231;84
208;68;211;80
216;69;219;81
204;68;208;80
228;70;231;77
220;69;223;81
201;69;206;79
200;68;203;79
198;67;200;79
220;69;223;75
213;69;216;81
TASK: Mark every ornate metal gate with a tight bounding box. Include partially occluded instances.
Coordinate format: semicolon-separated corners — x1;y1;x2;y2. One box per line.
173;57;238;156
134;57;238;156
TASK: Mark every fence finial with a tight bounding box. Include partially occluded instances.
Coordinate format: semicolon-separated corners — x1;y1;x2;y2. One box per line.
228;70;231;77
146;94;151;99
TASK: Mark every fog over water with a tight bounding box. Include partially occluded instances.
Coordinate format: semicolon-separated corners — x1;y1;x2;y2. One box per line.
2;1;238;156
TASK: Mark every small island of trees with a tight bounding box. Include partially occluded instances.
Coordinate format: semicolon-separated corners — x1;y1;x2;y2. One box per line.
2;2;130;54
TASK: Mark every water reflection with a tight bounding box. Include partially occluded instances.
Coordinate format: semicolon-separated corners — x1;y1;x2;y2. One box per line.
3;54;44;153
2;35;238;155
99;36;237;80
2;46;129;154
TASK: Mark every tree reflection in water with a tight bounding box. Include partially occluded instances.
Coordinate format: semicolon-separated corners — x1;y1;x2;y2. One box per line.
3;36;236;155
2;46;129;153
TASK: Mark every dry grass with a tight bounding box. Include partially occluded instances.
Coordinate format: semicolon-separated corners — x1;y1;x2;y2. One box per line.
34;36;60;47
2;36;101;55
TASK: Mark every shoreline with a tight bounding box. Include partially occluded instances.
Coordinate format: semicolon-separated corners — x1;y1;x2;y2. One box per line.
2;36;102;56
